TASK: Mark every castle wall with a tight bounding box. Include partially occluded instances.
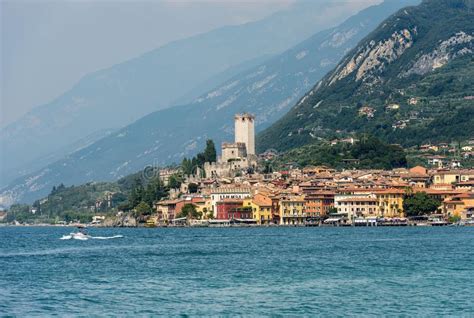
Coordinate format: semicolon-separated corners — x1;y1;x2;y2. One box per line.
221;142;247;163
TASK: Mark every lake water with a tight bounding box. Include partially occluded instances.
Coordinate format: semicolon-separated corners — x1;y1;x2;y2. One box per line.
1;226;473;316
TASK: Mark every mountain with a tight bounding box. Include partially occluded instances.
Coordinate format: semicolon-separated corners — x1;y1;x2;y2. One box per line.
0;0;361;188
0;0;418;205
258;0;474;152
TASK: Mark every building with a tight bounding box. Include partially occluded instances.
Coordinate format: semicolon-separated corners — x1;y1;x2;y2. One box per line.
269;194;281;224
410;166;428;175
427;156;446;168
442;193;474;220
304;191;335;218
189;196;212;219
455;180;474;191
335;193;378;221
374;188;405;218
216;199;243;220
401;173;430;188
358;106;375;118
243;194;273;225
155;199;185;223
210;187;252;217
159;168;181;186
280;196;306;225
386;103;400;110
431;170;474;185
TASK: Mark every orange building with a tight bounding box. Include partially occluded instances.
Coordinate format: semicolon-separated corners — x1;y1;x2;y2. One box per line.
442;193;474;220
304;191;335;218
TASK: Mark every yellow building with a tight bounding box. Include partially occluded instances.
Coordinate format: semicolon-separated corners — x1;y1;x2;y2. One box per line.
243;194;272;224
374;188;405;218
336;188;404;219
431;170;474;185
279;196;306;225
191;196;213;219
443;193;474;220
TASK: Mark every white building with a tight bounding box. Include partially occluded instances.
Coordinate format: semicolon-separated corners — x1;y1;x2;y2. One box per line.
210;187;252;217
334;193;378;222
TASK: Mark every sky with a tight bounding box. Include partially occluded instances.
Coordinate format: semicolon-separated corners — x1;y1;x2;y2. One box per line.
1;0;297;128
0;0;375;128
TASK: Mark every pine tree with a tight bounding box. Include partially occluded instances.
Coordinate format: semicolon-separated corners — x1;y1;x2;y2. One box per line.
204;139;217;163
129;178;144;208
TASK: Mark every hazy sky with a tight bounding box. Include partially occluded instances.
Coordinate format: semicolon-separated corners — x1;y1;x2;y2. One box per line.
1;0;375;128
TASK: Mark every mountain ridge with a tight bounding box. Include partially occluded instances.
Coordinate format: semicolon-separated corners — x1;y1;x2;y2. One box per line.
1;0;360;187
0;0;419;205
257;0;474;152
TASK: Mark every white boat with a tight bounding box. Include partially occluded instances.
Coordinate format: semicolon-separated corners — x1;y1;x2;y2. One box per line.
60;226;90;240
60;226;123;240
69;232;90;240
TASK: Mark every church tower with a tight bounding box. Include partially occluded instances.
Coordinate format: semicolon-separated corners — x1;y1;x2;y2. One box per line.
234;113;255;156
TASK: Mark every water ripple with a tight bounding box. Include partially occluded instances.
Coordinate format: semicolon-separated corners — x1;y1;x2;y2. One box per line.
1;227;473;316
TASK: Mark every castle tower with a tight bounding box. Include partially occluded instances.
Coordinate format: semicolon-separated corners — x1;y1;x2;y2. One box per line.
234;113;255;156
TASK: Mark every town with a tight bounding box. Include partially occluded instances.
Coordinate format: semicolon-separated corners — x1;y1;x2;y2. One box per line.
3;113;474;228
0;113;474;227
143;113;474;227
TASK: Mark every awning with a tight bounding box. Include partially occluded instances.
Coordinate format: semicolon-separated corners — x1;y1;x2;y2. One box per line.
209;219;230;223
234;218;257;223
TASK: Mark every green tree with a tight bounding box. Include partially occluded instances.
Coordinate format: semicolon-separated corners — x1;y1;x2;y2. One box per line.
448;215;461;223
351;135;407;169
117;202;132;212
403;192;442;217
129;178;144;208
168;174;183;189
327;207;338;215
111;192;128;207
188;183;198;193
203;139;217;163
177;204;201;219
262;162;273;174
143;176;167;207
135;201;152;216
181;158;193;175
181;139;216;176
196;153;206;167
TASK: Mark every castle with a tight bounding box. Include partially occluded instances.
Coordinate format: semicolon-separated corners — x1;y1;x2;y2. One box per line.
204;113;257;178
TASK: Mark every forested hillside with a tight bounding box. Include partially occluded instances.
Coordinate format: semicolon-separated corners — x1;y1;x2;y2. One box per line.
258;0;474;152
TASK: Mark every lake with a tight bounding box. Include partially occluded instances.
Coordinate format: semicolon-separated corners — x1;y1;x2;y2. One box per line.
1;226;473;316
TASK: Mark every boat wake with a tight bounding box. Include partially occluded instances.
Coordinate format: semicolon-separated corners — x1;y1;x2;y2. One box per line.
90;235;124;240
60;234;123;240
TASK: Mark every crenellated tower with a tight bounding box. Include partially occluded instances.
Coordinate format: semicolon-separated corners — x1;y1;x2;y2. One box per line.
234;113;255;156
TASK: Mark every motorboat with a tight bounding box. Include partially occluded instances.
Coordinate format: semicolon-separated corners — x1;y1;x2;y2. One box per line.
69;231;90;240
60;225;90;240
60;226;123;240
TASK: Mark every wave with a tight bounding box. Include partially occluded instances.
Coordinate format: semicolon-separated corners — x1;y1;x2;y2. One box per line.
60;234;123;240
91;235;124;240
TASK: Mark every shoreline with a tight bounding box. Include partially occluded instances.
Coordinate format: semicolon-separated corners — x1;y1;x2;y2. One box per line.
1;222;472;228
